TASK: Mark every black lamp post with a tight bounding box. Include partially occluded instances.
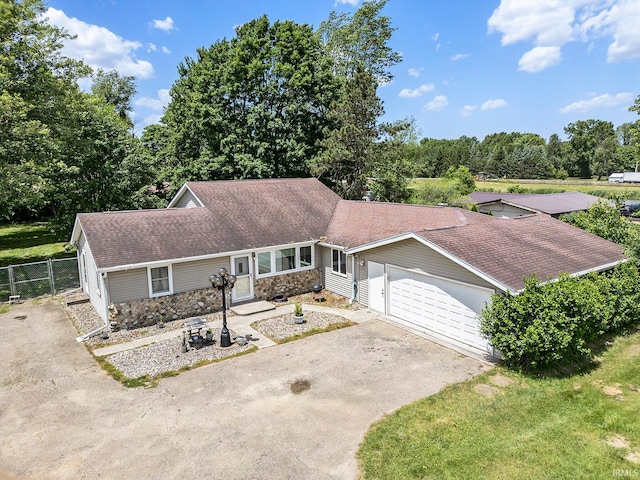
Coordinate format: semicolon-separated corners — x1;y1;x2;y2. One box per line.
209;267;236;347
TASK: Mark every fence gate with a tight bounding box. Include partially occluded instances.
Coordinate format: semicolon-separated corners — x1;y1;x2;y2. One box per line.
0;258;80;302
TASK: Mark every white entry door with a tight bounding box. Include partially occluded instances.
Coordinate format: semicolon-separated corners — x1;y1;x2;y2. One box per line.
368;261;385;313
231;255;253;302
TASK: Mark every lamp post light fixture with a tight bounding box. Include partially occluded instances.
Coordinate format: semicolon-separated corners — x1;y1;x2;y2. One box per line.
209;267;237;347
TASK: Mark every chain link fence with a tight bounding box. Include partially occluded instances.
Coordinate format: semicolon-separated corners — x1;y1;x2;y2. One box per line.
0;258;80;302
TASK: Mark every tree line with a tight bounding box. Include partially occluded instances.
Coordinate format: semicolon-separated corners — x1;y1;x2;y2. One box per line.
2;0;640;234
414;119;639;181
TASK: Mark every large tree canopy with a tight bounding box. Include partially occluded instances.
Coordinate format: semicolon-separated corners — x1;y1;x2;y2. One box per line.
0;0;152;229
161;15;339;185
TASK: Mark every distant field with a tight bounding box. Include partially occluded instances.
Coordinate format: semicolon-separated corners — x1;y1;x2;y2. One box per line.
411;178;640;199
0;223;75;267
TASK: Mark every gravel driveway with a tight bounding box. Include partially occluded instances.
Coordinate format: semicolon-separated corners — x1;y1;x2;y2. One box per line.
0;299;491;480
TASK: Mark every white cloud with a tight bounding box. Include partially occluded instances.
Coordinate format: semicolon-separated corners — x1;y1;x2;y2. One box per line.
518;46;562;72
606;0;640;62
424;95;448;112
408;67;422;78
44;8;154;79
161;46;171;55
559;92;635;113
334;0;359;5
151;16;177;33
451;53;469;61
488;0;575;47
148;43;157;52
460;105;477;117
488;0;640;71
135;89;171;111
482;98;508;110
399;83;434;98
433;32;440;41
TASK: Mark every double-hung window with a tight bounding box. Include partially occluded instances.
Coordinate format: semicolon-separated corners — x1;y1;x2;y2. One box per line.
332;249;347;275
148;265;173;297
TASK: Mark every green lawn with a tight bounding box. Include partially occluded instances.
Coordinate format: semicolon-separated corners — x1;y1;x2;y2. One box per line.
357;329;640;480
0;222;75;267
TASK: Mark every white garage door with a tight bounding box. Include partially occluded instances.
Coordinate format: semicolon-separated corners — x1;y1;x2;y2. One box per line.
387;266;493;353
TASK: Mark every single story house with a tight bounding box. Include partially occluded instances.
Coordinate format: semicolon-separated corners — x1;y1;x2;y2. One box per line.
71;178;626;357
468;191;602;218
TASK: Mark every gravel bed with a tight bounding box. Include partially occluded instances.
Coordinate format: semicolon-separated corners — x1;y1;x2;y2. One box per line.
66;301;229;348
252;310;353;341
105;328;253;378
66;300;354;380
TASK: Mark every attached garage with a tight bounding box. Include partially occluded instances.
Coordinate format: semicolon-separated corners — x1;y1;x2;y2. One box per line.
381;266;494;355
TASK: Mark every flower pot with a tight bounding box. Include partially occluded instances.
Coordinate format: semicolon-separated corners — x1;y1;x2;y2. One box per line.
293;314;305;324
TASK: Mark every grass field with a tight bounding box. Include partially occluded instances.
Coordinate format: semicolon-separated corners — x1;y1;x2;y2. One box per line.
0;223;75;267
357;328;640;480
411;178;640;199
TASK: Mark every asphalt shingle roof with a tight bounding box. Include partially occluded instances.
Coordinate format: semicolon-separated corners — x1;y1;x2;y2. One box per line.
468;191;602;215
75;178;626;292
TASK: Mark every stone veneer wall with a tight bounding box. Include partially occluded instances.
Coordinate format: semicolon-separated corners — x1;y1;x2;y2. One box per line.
108;288;223;330
253;268;321;301
108;268;322;330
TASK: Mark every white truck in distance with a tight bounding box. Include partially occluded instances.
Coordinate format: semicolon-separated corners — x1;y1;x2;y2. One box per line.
609;172;640;183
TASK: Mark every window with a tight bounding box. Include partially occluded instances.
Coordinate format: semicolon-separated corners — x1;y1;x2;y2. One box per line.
332;249;347;275
255;244;315;277
276;247;296;272
257;252;271;275
148;265;172;297
300;246;312;267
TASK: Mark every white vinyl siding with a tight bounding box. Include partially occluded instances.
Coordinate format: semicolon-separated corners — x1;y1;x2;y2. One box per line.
108;268;149;303
173;190;202;208
76;232;108;321
172;257;229;293
358;238;495;307
321;247;352;298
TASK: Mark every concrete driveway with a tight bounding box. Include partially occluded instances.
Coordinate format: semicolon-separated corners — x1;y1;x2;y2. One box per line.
0;299;491;480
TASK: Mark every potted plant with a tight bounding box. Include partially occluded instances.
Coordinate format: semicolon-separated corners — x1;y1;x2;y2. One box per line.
205;329;213;342
293;302;305;324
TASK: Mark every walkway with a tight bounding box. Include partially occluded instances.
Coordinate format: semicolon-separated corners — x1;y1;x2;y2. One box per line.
92;302;378;357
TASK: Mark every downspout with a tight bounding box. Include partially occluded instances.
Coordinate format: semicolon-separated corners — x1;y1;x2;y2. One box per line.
349;255;358;305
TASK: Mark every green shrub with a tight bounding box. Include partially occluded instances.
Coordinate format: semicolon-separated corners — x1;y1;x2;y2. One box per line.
481;265;640;370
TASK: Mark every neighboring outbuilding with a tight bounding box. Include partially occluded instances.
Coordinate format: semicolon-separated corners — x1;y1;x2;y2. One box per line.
468;191;603;218
71;178;626;357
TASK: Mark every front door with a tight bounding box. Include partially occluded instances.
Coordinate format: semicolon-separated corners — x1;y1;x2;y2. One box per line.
231;255;253;302
368;261;385;313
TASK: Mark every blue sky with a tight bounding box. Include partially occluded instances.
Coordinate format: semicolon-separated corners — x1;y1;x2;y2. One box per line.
45;0;640;141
